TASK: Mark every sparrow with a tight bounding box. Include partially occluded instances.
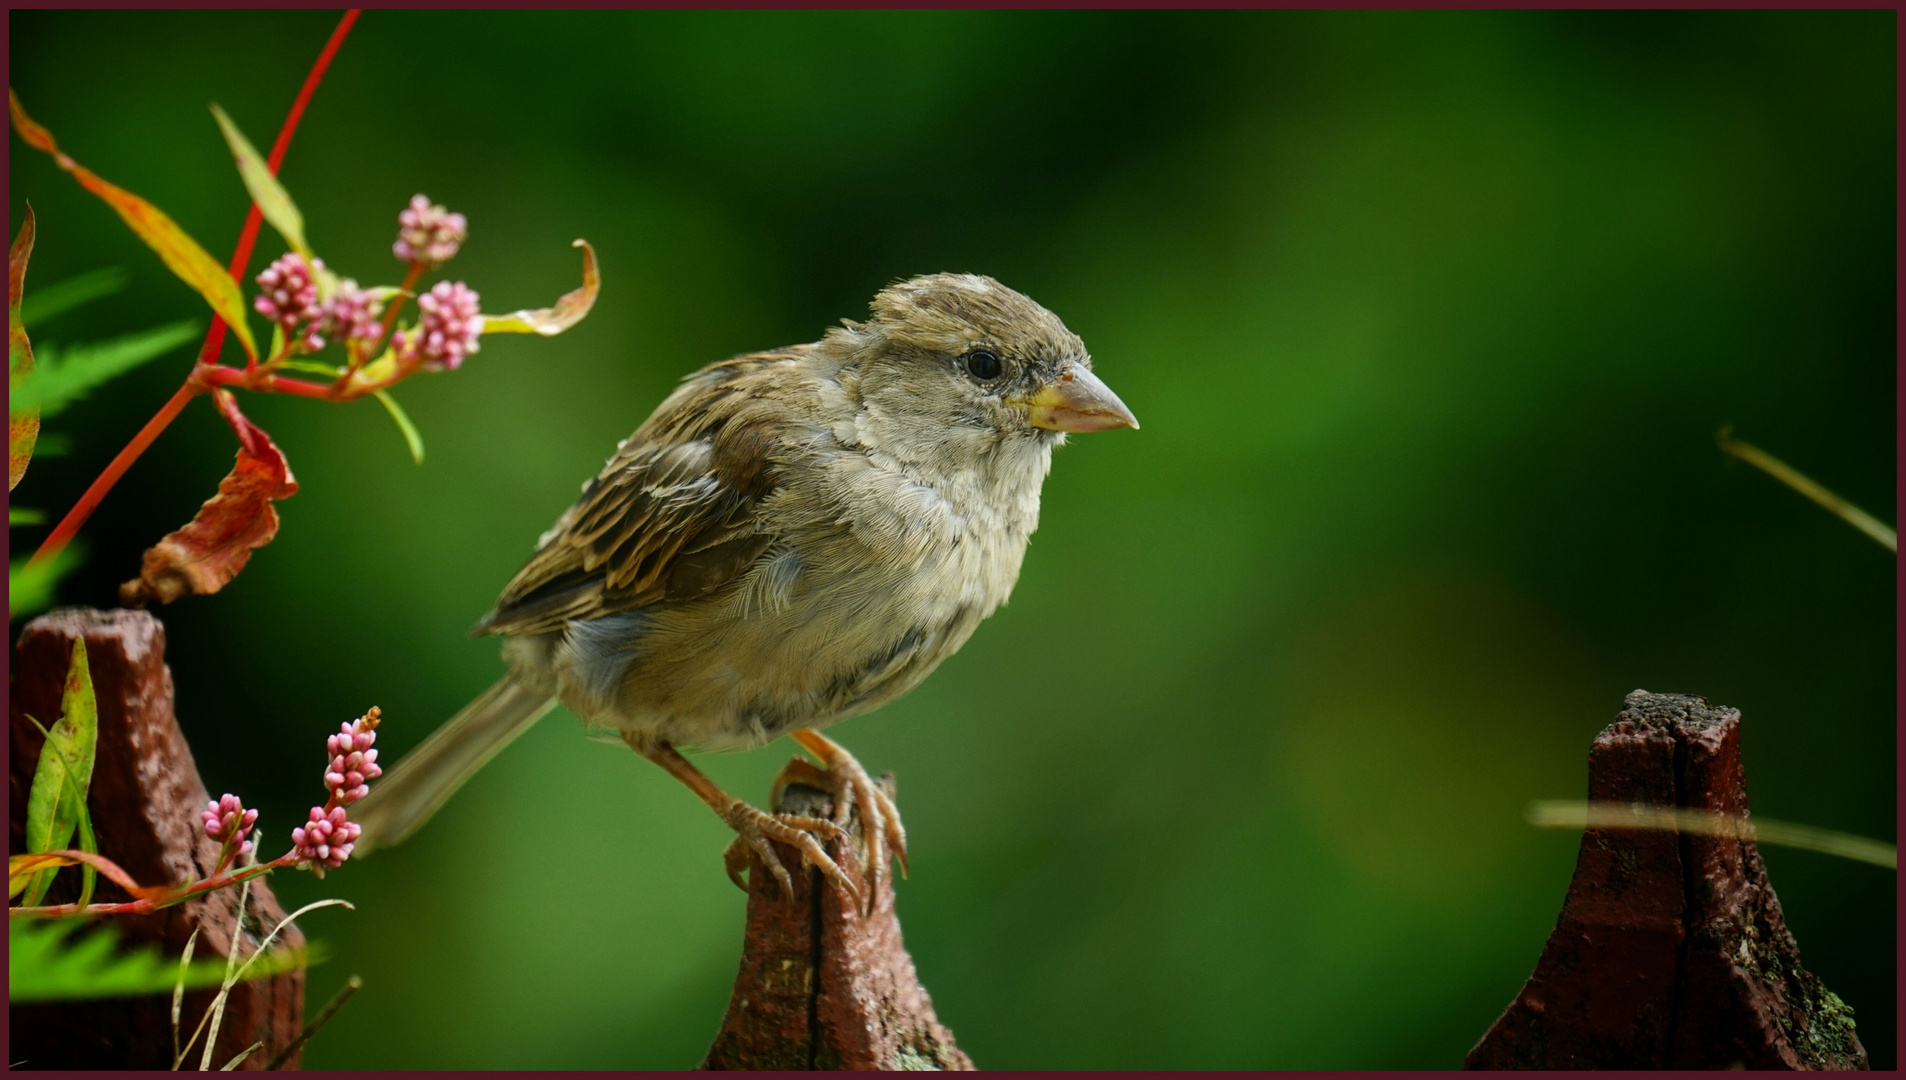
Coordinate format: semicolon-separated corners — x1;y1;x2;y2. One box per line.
352;273;1138;910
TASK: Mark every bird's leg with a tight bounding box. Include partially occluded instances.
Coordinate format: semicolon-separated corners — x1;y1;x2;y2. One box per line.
622;732;859;910
788;730;909;914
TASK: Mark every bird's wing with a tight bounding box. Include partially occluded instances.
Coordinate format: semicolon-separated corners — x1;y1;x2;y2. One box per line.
474;348;816;637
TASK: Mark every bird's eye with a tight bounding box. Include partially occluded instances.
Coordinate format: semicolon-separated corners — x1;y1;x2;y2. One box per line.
965;349;1002;381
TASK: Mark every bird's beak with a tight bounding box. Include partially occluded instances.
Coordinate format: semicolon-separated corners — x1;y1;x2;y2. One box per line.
1022;362;1140;433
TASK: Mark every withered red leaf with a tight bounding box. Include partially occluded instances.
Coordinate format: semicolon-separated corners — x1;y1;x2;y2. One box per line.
119;391;298;606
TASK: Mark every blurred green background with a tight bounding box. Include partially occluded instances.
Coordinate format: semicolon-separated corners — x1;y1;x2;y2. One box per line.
10;9;1895;1069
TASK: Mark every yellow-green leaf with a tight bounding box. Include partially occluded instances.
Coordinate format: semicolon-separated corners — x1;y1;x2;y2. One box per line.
10;205;38;490
19;711;98;908
22;638;99;906
10;89;256;362
73;777;97;909
272;359;345;378
371;389;425;464
209;104;308;260
9;851;74;899
340;344;399;397
480;239;599;336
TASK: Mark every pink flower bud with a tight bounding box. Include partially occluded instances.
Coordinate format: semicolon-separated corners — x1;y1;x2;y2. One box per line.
319;279;386;355
393;194;467;266
297;708;385;869
252;253;326;353
395;281;482;372
292;805;363;869
199;793;256;859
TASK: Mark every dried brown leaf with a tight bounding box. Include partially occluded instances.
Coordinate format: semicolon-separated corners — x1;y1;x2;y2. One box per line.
119;391;297;606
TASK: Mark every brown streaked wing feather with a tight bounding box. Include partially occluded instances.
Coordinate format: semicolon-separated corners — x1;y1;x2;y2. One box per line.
473;349;810;637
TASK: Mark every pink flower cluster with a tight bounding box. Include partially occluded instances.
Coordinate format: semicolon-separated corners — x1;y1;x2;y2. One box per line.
201;793;257;860
291;708;383;872
292;806;361;870
324;712;384;805
393;194;467;266
320;279;386;355
396;281;483;371
253;253;326;352
244;197;496;382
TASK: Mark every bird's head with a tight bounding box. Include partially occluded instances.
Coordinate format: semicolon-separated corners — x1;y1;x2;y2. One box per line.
825;274;1138;463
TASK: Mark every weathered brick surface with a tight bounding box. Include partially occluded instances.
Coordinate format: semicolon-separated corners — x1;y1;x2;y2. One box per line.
10;608;305;1070
1466;691;1865;1070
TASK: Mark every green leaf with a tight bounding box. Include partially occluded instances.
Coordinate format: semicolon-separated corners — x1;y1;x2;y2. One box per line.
17;713;98;908
10;846;159;905
22;638;99;905
371;389;425;464
11;852;42;898
18;266;128;328
340;343;398;394
8;919;318;1003
11;206;38;491
29;431;70;458
73;781;97;910
10;90;257;363
209;105;308;259
479;239;599;336
273;359;344;378
10;850;81;899
8;542;82;620
12;321;201;418
11;506;46;526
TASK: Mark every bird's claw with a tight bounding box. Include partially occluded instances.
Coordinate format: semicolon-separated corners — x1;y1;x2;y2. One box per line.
777;747;909;916
720;802;859;911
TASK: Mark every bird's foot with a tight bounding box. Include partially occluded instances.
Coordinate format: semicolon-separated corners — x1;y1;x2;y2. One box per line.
621;731;862;909
718;800;858;911
784;731;909;915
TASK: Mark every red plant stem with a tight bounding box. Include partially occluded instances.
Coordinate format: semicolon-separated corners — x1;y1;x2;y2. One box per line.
26;9;361;571
238;9;360;374
25;380;197;569
268;11;359;174
10;851;302;919
198;364;336;400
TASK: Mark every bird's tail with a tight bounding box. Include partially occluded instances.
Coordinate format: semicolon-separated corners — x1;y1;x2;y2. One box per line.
353;675;558;855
